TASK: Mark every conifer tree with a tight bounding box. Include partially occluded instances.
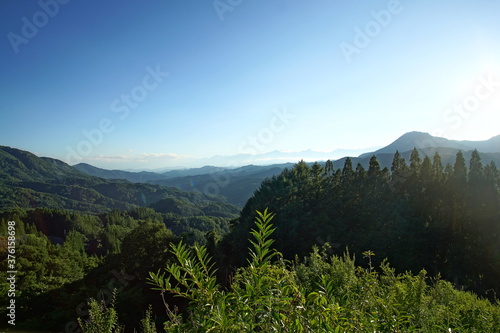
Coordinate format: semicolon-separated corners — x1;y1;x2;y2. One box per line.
432;152;444;182
391;150;407;177
323;159;334;178
368;155;381;178
453;151;468;185
355;163;367;180
421;156;433;181
468;149;484;185
341;157;354;184
409;148;422;176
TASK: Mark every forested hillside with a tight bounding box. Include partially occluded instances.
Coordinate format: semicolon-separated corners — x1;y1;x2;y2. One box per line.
149;164;294;206
0;146;236;214
219;149;500;297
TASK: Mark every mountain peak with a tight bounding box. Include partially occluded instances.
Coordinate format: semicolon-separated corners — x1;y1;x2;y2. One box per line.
400;131;433;138
370;131;500;156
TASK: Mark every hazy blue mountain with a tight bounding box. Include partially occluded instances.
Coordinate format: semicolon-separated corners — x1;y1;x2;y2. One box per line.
74;163;166;182
161;165;227;178
149;164;295;206
360;131;500;157
74;163;233;182
195;147;379;167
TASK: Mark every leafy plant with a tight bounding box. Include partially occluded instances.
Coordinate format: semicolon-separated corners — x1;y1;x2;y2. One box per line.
139;305;157;333
78;291;123;333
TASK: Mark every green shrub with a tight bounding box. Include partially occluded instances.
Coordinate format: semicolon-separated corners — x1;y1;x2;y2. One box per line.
78;292;123;333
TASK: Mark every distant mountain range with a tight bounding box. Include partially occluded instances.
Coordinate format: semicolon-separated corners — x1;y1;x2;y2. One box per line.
74;163;227;183
189;147;379;167
0;146;235;213
70;131;500;206
74;162;295;206
2;132;499;208
149;163;296;206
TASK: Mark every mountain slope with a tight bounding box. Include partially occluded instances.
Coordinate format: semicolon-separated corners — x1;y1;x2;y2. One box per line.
162;166;227;178
74;163;166;183
149;164;295;206
361;131;500;157
0;146;235;213
74;163;231;183
0;146;90;182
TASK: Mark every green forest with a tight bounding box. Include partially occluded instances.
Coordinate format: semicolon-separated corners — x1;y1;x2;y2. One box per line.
1;148;500;332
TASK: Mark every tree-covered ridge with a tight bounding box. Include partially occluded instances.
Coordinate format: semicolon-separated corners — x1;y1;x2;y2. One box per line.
219;149;500;297
0;146;90;182
0;146;239;214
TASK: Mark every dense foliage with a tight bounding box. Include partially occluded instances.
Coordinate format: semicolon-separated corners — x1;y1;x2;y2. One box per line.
0;205;235;330
220;150;500;297
81;210;500;332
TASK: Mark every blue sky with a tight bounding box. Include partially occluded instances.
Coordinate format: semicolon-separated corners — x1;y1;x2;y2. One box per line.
1;0;499;169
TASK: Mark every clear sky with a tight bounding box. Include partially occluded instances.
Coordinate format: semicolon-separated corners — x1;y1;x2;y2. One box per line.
1;0;499;169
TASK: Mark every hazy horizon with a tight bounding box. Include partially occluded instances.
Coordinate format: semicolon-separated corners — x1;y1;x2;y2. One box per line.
19;130;500;171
